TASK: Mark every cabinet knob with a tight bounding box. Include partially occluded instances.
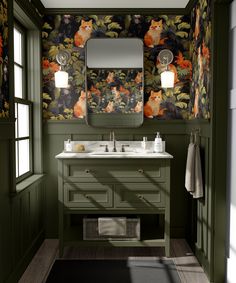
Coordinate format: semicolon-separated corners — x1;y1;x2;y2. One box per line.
138;194;144;199
84;194;90;199
85;169;90;173
138;169;144;174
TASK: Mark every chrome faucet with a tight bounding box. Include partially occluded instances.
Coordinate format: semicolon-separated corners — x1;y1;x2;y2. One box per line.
110;131;117;152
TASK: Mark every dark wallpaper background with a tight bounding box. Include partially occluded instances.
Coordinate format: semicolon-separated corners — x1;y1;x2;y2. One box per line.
0;0;9;118
42;8;211;120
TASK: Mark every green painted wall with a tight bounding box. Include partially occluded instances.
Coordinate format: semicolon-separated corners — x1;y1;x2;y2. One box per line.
0;124;45;283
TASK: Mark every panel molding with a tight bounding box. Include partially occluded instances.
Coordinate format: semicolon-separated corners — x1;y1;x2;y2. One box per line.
44;8;187;15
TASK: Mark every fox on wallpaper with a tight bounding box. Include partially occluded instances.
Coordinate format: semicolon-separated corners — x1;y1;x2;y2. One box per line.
144;19;163;48
74;19;93;48
144;90;164;118
73;90;86;118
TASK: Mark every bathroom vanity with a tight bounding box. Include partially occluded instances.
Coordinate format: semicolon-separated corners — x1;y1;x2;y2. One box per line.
56;145;173;257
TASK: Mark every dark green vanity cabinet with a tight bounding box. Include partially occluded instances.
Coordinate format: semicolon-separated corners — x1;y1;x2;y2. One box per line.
56;155;172;257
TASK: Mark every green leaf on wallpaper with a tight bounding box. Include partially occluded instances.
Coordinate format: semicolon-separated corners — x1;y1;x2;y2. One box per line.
200;0;208;10
43;22;52;30
175;102;187;109
145;72;156;85
178;22;191;30
174;16;182;24
173;86;182;94
177;67;189;78
159;15;168;22
104;16;113;24
124;15;132;30
48;46;59;59
74;71;85;86
73;60;84;71
42;69;50;76
176;31;188;38
202;11;207;20
64;108;73;115
43;93;52;100
88;15;98;22
64;38;73;44
108;22;122;30
43;102;48;109
105;31;118;38
201;86;207;95
177;93;190;101
42;31;48;38
201;97;206;104
58;114;66;120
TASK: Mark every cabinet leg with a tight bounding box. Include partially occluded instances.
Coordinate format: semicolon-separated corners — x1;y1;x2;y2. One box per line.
165;243;170;257
59;242;64;258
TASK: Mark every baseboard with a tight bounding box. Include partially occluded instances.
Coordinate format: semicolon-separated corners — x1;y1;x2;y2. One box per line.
6;230;45;283
195;244;211;282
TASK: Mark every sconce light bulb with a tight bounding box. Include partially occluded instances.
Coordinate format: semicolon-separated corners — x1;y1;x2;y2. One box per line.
161;70;175;88
55;70;69;88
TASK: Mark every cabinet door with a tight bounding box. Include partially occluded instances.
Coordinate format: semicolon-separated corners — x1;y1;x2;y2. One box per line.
64;183;113;209
114;182;166;209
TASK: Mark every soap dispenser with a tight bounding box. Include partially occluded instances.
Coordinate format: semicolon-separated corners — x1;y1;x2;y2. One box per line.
65;139;72;152
153;132;163;153
141;137;147;151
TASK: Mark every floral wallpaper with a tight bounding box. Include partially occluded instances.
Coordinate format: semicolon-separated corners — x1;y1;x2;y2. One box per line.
0;0;9;118
189;0;211;119
42;14;193;120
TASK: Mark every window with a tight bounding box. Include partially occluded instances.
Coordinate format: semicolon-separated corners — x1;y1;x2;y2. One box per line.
14;23;33;181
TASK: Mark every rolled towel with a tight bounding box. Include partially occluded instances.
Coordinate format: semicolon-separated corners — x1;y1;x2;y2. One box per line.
191;144;203;198
185;143;195;192
98;217;127;236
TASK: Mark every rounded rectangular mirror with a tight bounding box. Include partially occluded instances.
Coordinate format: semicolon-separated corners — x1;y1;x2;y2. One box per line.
85;38;144;128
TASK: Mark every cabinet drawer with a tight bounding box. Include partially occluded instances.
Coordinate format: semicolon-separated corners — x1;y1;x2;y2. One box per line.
115;183;166;208
64;183;113;208
63;160;165;182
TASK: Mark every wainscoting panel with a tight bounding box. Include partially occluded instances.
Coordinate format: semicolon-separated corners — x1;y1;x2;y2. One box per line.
0;124;45;283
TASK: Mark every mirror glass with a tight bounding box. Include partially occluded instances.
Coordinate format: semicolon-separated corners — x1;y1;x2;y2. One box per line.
85;38;144;128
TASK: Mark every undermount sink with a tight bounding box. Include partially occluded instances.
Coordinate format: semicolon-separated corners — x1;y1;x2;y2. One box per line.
90;151;135;156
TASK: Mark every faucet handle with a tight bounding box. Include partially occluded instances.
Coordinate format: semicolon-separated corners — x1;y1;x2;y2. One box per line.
100;144;109;152
121;144;130;152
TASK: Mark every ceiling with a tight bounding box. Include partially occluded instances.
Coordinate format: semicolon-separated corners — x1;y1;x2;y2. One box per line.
40;0;189;9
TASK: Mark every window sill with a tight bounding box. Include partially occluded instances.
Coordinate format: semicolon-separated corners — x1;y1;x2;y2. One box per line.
16;174;44;194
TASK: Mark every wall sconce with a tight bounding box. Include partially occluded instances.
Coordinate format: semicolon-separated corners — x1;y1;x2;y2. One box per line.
55;50;70;88
158;49;174;88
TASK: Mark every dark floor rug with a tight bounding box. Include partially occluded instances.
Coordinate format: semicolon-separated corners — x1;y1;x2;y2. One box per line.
45;258;181;283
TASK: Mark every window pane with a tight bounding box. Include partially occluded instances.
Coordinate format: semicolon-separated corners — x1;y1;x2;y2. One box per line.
15;103;18;138
14;28;22;65
19;139;30;176
18;103;29;138
16;142;19;178
14;65;23;98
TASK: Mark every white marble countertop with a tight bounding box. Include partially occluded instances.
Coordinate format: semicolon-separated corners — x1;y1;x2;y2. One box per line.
55;151;173;159
55;141;173;159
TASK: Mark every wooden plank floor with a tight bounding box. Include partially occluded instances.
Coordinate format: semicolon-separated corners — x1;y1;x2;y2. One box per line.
18;239;209;283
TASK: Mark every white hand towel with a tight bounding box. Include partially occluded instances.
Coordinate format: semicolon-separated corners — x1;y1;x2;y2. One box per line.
185;143;195;192
191;145;203;198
